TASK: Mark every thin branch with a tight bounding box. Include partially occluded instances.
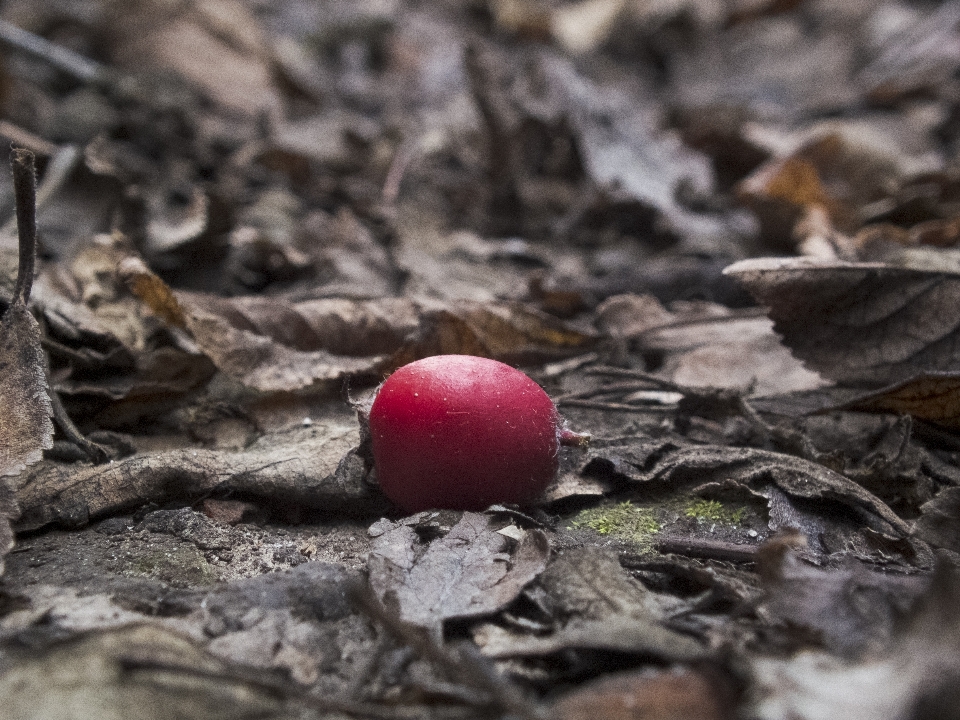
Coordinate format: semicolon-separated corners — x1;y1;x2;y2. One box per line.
2;144;80;241
11;147;37;306
0;19;105;84
350;585;545;720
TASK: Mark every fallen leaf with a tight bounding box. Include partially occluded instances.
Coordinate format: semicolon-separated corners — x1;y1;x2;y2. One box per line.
475;547;704;661
15;422;378;532
757;545;928;657
746;564;960;720
0;149;54;575
580;438;915;564
551;666;731;720
724;257;960;386
367;512;549;635
839;372;960;431
913;487;960;554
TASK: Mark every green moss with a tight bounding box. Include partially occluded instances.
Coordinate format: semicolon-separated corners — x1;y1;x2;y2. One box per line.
571;502;661;546
684;499;745;525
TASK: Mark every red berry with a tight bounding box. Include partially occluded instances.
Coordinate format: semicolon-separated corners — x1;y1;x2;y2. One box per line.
369;355;577;512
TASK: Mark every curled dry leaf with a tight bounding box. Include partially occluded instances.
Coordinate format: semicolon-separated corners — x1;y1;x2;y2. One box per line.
123;257;596;390
551;667;730;720
724;257;960;386
14;423;374;532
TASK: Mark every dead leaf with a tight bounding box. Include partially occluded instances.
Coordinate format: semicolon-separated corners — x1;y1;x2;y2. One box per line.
739;132;904;237
551;667;731;720
746;564;960;720
15;422;378;532
367;512;549;635
112;0;281;117
386;300;597;370
757;545;929;656
724;257;960;386
0;625;288;720
581;438;914;562
475;547;704;661
839;372;960;431
0;149;54;574
0;303;53;478
913;487;960;554
639;307;826;395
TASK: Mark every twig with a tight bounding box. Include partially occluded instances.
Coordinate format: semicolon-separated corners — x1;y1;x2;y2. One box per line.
350;585;545;720
0;120;58;157
584;365;685;391
2;144;80;241
653;536;758;564
557;398;674;413
10;147;36;306
0;19;106;84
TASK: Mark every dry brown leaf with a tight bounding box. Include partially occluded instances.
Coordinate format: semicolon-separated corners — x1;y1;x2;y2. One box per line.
739;132;904;239
551;667;729;720
474;547;705;661
0;149;54;574
724;257;960;386
112;0;280;117
386;300;597;370
840;373;960;431
0;302;53;478
15;422;375;532
367;513;549;634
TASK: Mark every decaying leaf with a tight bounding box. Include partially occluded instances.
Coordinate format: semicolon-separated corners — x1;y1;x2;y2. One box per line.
757;545;929;657
0;149;54;574
913;487;960;554
15;422;377;532
724;257;960;386
550;666;731;720
0;625;288;720
581;438;916;564
747;564;960;720
0;304;53;478
367;512;549;635
839;372;960;431
474;547;704;661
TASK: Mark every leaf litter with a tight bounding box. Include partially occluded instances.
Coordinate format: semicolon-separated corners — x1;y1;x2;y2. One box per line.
2;1;960;718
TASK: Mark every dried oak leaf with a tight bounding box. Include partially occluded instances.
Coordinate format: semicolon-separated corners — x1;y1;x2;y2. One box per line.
724;257;960;386
367;512;549;635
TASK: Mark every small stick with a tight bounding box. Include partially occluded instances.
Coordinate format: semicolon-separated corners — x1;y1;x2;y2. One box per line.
0;19;105;84
2;144;80;241
351;585;545;720
10;147;36;306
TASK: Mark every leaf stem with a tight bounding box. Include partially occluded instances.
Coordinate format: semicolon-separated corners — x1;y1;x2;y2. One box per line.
11;147;36;306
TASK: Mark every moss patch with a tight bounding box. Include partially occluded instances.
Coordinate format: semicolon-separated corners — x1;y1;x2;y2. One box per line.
571;502;661;546
683;499;746;525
